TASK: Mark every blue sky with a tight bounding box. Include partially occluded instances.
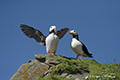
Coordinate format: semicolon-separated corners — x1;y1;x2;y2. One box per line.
0;0;120;80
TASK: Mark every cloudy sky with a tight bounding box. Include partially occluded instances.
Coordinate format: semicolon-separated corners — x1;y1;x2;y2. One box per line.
0;0;120;80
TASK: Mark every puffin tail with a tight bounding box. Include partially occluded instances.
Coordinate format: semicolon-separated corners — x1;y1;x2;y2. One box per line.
88;53;93;58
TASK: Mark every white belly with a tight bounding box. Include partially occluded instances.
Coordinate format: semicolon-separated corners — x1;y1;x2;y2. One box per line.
71;38;83;55
45;33;59;54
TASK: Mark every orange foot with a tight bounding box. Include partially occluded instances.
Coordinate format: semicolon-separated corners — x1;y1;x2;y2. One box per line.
53;53;57;56
76;55;79;60
76;58;79;60
79;55;83;60
79;59;82;60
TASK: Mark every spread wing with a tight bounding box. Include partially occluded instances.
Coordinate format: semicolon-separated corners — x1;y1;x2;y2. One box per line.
56;28;69;39
20;24;46;46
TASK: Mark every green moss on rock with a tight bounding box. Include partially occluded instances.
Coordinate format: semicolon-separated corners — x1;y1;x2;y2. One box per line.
36;55;120;80
54;56;120;80
36;73;74;80
49;56;82;73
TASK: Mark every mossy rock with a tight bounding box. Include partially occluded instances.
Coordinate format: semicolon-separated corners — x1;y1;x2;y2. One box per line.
49;56;87;74
36;55;120;80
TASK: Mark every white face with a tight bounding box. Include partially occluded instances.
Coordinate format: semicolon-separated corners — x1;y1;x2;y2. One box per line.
49;25;57;32
69;30;78;35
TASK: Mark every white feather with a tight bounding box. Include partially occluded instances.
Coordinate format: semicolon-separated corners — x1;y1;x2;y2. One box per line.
71;38;84;56
45;33;59;53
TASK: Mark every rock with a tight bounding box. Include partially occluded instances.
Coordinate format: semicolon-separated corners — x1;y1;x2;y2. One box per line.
66;73;86;80
34;54;46;62
11;54;90;80
45;54;60;65
28;59;33;63
44;72;51;77
10;59;49;80
61;73;69;77
11;53;120;80
78;67;90;73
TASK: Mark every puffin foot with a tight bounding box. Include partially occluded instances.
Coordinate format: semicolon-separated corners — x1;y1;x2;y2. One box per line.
80;55;83;60
53;53;57;56
76;55;79;60
76;58;79;60
79;59;82;60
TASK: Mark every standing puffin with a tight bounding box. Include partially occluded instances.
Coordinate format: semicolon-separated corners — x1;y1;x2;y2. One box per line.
20;24;69;55
69;30;93;60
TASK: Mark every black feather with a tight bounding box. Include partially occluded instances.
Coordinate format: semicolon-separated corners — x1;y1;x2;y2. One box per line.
56;28;69;39
20;24;46;46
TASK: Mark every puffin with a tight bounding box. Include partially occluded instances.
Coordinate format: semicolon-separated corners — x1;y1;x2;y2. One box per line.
20;24;69;55
69;30;93;60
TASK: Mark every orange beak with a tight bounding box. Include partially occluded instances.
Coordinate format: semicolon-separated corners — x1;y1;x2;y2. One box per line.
69;31;73;35
54;26;57;31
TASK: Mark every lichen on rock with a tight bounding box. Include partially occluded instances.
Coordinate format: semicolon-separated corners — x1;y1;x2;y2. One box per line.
10;54;120;80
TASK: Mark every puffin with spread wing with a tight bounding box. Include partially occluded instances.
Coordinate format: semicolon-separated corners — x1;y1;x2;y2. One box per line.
20;24;69;55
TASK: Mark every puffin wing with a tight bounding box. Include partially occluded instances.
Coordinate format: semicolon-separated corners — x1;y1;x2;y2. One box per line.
81;42;93;57
20;24;46;46
56;28;69;39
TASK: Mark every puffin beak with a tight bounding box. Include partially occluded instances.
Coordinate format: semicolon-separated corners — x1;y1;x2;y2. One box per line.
54;26;57;31
69;31;73;35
